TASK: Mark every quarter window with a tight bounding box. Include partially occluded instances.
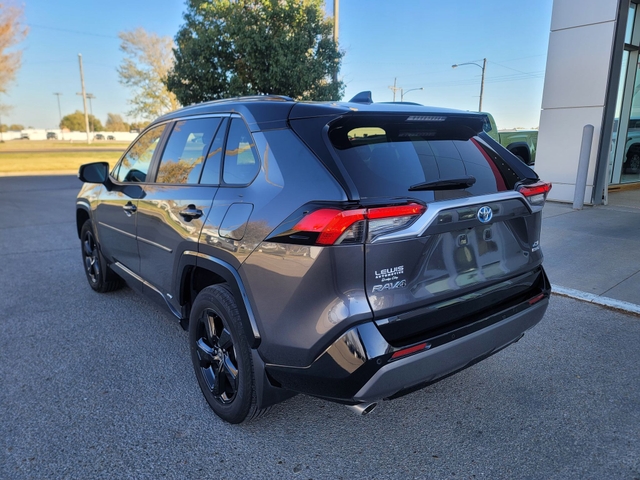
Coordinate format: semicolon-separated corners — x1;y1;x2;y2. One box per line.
114;125;166;183
156;118;222;184
222;118;260;185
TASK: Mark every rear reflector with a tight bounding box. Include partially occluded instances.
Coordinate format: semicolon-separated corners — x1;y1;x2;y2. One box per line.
518;181;552;206
391;342;430;359
291;203;426;245
528;293;546;305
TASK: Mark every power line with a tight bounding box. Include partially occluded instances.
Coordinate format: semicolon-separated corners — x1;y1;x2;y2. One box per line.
26;23;118;39
488;60;540;77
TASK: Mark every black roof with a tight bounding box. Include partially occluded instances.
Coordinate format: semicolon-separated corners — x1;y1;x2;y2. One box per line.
152;93;485;132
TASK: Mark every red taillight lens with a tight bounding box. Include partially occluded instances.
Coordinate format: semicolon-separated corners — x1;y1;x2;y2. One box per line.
518;181;552;206
290;203;426;246
367;204;426;219
294;208;366;245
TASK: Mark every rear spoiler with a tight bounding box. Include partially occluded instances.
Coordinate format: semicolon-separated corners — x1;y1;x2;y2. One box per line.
478;132;539;182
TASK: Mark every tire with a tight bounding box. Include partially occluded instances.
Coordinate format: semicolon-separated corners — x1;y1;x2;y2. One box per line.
189;285;264;424
80;219;122;293
624;151;640;174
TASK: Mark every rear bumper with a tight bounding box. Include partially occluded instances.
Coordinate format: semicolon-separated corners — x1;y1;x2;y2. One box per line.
265;295;549;404
354;298;546;402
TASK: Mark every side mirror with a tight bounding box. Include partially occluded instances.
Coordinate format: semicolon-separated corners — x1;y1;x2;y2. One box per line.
78;162;109;184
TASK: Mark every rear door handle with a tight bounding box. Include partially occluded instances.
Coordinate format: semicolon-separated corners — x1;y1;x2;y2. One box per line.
123;202;137;216
179;205;203;221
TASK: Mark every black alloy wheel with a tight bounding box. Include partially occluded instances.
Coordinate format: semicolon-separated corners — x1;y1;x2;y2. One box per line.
195;308;239;404
80;220;122;293
83;228;101;285
188;285;261;423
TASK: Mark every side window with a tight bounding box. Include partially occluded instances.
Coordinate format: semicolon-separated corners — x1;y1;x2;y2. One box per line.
222;118;260;185
155;117;222;184
199;118;228;185
114;125;166;183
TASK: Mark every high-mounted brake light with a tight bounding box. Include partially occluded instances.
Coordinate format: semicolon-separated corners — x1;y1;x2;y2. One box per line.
290;203;426;246
518;181;552;206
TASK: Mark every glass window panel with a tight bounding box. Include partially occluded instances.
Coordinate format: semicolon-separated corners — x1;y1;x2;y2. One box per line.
155;117;222;184
114;124;166;183
222;118;260;185
626;4;636;45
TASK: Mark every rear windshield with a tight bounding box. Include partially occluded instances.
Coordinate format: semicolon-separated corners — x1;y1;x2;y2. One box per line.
328;115;521;201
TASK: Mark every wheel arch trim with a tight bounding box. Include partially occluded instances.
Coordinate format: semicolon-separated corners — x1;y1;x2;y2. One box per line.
505;141;531;155
182;250;261;344
76;201;92;238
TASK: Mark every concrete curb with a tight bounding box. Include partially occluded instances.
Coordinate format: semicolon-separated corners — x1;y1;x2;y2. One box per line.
552;284;640;316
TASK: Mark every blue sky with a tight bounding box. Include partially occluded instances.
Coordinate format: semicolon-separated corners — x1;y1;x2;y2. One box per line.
6;0;553;129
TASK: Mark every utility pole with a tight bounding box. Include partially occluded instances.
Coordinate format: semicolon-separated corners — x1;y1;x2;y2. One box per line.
78;54;91;144
53;92;63;139
388;77;401;102
479;57;486;112
76;92;95;131
332;0;339;85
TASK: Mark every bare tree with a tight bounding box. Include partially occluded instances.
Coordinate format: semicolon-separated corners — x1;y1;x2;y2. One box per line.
118;28;180;120
105;113;130;132
0;3;27;94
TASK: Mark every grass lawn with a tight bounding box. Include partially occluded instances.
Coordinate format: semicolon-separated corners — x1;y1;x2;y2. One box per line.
0;151;122;174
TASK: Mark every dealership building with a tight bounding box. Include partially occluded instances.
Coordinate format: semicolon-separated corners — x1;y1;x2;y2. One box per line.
537;0;640;204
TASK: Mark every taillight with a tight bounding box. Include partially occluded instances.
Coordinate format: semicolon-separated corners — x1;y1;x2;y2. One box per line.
518;181;552;206
293;208;366;245
288;203;426;246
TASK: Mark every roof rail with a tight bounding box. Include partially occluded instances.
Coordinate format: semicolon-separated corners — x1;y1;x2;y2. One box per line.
378;101;423;106
233;95;293;102
198;95;294;106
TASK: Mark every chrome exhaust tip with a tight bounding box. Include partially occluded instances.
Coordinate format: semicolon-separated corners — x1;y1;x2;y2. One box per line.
346;402;378;416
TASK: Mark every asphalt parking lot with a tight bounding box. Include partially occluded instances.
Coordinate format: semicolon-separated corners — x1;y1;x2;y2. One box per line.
1;175;639;479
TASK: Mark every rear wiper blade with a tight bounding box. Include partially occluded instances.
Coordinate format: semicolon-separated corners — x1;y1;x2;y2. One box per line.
409;175;476;191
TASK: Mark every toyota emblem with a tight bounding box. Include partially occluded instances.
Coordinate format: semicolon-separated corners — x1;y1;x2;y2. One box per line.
477;206;493;223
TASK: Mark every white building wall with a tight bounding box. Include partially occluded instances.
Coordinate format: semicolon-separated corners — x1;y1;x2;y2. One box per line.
536;0;620;203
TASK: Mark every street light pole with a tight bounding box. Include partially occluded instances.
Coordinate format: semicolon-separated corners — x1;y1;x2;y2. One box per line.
452;58;487;112
400;87;423;102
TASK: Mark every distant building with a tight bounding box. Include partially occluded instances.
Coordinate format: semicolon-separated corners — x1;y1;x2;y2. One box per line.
538;0;640;204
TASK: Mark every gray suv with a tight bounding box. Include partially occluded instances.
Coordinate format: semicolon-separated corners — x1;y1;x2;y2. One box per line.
76;93;551;423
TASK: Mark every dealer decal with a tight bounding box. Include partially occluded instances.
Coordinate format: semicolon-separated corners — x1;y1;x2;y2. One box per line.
373;265;406;292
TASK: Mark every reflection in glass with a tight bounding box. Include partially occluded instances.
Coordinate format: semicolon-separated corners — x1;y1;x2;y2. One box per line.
156;117;222;184
115;125;166;183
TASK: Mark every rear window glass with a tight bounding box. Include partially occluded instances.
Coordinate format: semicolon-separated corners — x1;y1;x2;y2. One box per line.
329;116;520;200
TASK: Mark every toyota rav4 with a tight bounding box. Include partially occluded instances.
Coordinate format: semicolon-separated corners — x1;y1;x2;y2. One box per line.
76;93;551;423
